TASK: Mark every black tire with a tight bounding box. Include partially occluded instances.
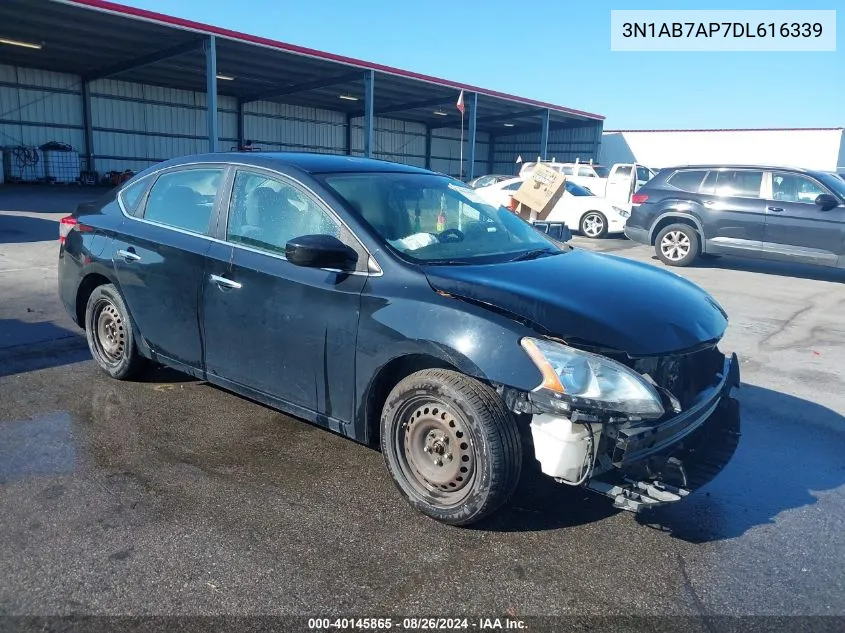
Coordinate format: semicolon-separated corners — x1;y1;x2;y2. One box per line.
579;211;608;239
84;283;146;380
380;369;522;526
655;223;700;267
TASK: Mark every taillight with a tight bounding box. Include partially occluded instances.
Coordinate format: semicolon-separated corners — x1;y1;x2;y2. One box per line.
59;216;77;244
631;193;649;205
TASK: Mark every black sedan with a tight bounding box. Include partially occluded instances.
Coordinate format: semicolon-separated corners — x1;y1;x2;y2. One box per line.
58;153;741;526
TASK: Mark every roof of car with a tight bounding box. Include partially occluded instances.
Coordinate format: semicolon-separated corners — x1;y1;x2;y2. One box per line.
157;152;433;175
663;164;828;175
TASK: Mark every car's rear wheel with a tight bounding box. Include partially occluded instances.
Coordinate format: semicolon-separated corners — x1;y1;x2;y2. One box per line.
655;224;700;266
85;283;146;380
380;369;522;526
580;211;608;239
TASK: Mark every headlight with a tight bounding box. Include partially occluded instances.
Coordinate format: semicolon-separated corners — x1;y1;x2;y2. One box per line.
520;337;664;419
612;205;630;218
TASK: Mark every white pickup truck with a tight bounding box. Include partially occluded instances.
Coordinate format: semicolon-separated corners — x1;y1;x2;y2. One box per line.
519;161;657;204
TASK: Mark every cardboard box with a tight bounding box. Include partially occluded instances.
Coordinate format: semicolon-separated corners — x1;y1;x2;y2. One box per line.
511;163;566;220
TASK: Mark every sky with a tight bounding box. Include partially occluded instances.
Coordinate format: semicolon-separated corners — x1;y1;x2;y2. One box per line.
118;0;843;130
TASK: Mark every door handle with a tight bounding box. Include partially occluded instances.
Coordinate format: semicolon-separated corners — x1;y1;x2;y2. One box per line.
209;274;242;290
768;206;784;212
116;249;141;262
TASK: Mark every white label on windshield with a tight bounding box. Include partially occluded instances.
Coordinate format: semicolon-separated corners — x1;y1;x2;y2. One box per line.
448;183;490;206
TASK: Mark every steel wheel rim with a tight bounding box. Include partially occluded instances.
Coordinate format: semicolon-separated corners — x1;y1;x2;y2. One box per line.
583;213;604;237
661;231;691;261
93;299;125;364
393;396;476;506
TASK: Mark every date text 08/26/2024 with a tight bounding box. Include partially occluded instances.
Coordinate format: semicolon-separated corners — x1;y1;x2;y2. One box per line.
307;617;527;631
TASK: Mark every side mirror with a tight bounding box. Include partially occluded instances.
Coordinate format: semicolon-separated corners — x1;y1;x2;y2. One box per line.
285;234;358;270
815;193;839;211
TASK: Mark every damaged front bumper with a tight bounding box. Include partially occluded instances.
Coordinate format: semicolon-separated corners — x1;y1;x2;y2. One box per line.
529;353;741;512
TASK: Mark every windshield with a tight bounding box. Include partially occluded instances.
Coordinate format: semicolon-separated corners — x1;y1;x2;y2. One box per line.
565;181;594;196
817;172;845;199
593;166;610;178
319;172;560;264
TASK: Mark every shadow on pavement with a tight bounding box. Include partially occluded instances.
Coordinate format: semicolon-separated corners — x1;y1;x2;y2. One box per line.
0;214;60;244
0;319;194;384
0;319;88;378
649;253;845;283
639;382;845;543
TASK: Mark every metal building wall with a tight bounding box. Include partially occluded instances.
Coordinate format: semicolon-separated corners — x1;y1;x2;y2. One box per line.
244;101;345;154
0;64;84;156
3;63;493;177
491;123;602;173
349;117;427;167
90;77;238;173
348;118;490;177
428;127;490;178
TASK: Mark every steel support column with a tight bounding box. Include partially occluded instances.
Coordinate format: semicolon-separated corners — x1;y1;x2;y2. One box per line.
346;114;353;156
487;135;495;175
467;92;478;180
204;35;218;153
592;120;604;162
363;70;375;158
540;109;550;160
81;81;94;172
425;125;432;170
236;100;245;150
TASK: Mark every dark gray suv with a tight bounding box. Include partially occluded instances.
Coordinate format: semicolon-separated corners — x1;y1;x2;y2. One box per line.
624;165;845;267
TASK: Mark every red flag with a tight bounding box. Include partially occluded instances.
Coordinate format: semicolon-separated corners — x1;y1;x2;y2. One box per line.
456;90;465;114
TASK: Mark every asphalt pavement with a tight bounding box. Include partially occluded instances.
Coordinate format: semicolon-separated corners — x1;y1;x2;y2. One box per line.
1;186;844;622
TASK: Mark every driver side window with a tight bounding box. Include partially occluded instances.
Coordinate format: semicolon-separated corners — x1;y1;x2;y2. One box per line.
226;171;340;256
771;172;826;204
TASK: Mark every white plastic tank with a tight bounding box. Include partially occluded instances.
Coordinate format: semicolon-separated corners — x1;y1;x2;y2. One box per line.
43;148;80;184
2;147;45;182
530;414;602;483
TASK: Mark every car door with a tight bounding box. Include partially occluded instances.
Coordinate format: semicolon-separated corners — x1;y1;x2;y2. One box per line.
202;168;368;426
111;165;225;373
605;164;635;203
636;165;655;191
761;171;845;266
694;168;767;258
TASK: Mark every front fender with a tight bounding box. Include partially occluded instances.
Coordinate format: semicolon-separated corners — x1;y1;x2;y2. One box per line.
354;291;544;440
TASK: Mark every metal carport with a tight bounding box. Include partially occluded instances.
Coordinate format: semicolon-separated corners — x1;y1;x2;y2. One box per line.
0;0;604;179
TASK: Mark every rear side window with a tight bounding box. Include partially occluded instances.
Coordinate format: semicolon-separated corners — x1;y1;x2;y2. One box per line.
636;166;652;182
119;177;150;215
577;167;595;177
143;168;223;234
614;165;633;179
667;169;708;193
701;170;763;198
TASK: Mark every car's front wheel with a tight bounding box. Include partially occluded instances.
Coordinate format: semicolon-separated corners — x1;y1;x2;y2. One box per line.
85;283;146;380
580;211;608;239
380;369;522;526
655;223;700;266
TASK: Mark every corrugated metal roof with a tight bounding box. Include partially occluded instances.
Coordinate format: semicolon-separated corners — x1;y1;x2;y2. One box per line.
63;0;603;120
604;127;843;133
0;0;604;134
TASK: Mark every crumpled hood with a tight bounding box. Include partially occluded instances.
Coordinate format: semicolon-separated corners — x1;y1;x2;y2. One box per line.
423;249;728;356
